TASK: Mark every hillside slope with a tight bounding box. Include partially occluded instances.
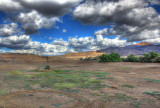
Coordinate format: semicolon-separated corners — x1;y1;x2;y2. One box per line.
0;53;46;63
62;51;106;59
98;44;160;56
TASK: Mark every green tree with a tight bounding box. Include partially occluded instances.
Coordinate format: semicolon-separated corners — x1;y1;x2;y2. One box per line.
125;54;139;62
150;52;159;59
99;52;122;62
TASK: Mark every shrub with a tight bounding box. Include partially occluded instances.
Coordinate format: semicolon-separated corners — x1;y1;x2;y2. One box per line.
139;52;159;63
124;54;139;62
150;52;159;59
152;57;160;63
99;52;122;62
44;65;50;70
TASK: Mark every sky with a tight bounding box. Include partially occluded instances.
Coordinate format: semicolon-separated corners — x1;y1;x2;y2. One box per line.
0;0;160;55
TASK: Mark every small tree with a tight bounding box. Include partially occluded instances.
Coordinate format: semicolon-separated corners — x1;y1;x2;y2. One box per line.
124;54;139;62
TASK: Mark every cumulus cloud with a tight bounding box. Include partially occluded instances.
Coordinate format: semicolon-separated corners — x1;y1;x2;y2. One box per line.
148;0;160;5
0;50;6;53
0;0;82;16
67;35;129;52
0;35;74;55
0;33;132;55
49;37;53;40
94;28;117;36
0;35;31;49
73;0;160;42
0;0;82;35
14;10;60;34
19;0;83;17
63;29;67;33
144;38;160;45
0;0;23;12
0;23;19;37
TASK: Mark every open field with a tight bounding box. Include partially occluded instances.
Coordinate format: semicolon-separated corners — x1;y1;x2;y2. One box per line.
0;60;160;108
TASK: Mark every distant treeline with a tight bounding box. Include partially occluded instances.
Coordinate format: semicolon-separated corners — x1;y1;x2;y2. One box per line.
80;52;160;63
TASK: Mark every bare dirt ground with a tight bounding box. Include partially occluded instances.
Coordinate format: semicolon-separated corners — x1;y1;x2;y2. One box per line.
0;60;160;108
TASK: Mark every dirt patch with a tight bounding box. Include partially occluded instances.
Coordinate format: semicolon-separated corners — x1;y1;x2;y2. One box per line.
0;61;160;108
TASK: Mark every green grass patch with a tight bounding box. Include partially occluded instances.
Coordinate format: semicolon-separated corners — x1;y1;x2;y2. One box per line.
0;88;9;95
53;70;72;73
54;83;77;89
101;93;143;108
52;103;62;107
143;91;160;101
121;84;135;88
4;70;109;91
144;78;160;82
120;67;131;69
101;93;132;102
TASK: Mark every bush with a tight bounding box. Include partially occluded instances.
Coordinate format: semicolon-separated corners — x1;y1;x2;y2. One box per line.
150;52;159;59
152;57;160;63
139;52;159;63
124;54;139;62
99;52;122;62
44;65;50;70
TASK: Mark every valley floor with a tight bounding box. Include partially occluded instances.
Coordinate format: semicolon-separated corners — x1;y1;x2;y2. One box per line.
0;60;160;108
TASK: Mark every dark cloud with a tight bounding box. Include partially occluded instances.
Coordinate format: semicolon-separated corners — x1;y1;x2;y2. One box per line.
18;0;83;17
73;0;160;42
14;10;60;35
0;35;31;49
0;0;23;12
0;0;82;35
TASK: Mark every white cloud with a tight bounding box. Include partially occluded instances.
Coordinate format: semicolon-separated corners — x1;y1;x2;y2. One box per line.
0;23;19;37
49;37;53;40
15;10;60;34
0;50;6;53
73;0;160;42
63;29;67;33
0;33;133;55
144;38;160;45
0;0;82;35
0;0;23;12
148;0;160;5
0;35;31;49
68;35;129;52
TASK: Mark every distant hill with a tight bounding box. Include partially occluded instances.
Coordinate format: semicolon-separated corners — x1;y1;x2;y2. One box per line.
62;51;106;59
0;51;106;63
134;42;151;46
98;43;160;56
0;53;46;63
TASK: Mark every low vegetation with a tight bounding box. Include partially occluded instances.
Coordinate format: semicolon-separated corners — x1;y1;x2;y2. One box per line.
144;78;160;83
99;52;160;63
100;93;143;108
99;52;122;62
143;91;160;101
44;65;50;70
121;84;135;88
2;70;109;92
